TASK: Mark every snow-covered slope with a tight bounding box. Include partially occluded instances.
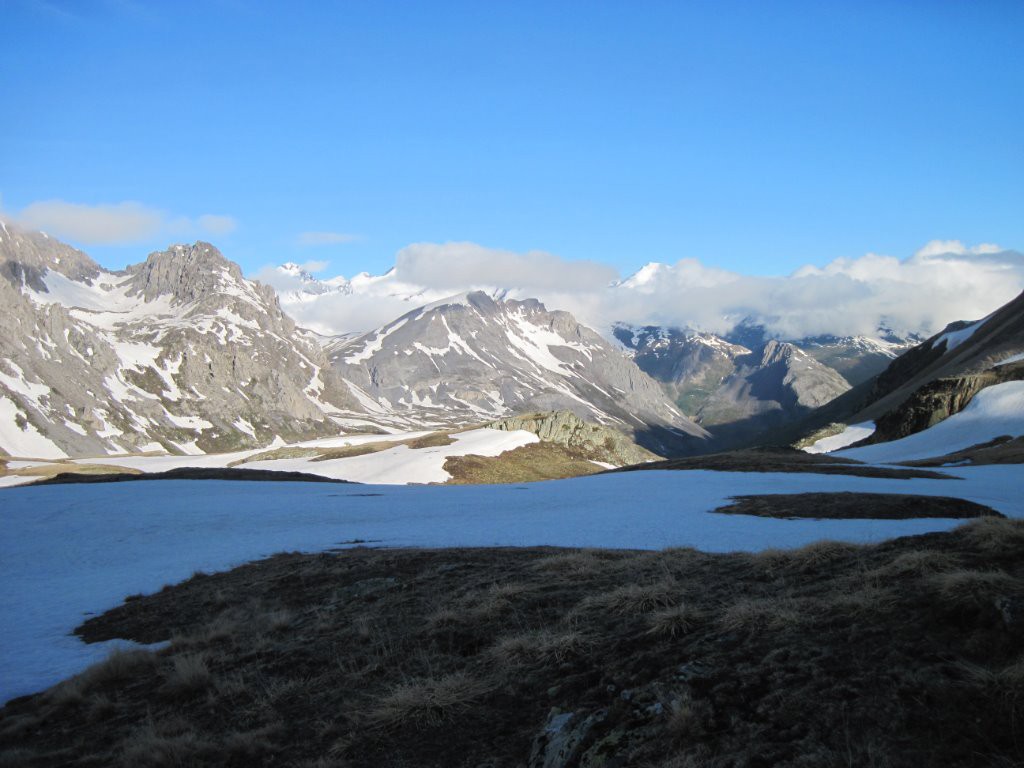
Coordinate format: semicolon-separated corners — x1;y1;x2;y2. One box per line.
329;292;709;451
802;422;876;454
837;381;1024;463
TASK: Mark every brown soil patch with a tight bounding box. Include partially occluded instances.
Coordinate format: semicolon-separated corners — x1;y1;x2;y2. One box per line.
4;519;1024;767
712;492;1001;520
610;447;954;479
444;442;602;484
32;466;353;486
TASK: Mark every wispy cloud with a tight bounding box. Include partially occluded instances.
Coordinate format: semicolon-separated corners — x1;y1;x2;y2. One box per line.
6;199;237;245
197;214;237;236
15;200;163;244
296;231;360;246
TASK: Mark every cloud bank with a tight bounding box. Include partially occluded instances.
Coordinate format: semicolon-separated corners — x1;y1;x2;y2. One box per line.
7;200;236;245
263;240;1024;342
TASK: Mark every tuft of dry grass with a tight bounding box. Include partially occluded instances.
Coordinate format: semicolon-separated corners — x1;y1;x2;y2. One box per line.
161;653;212;698
961;517;1024;556
574;580;679;615
45;648;157;706
747;540;861;576
119;722;215;768
822;586;899;617
928;569;1020;607
262;608;295;632
866;550;961;580
530;550;604;575
458;582;529;619
366;672;491;728
647;603;702;638
717;596;808;632
490;629;590;667
964;658;1024;692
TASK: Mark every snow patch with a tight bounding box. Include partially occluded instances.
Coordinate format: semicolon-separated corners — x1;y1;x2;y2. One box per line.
839;381;1024;463
803;423;876;454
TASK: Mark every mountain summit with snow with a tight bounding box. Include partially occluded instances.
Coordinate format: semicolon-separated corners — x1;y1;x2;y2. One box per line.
0;223;364;458
329;291;708;452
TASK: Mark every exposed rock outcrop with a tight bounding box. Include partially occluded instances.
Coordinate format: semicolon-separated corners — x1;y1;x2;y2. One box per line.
485;411;660;465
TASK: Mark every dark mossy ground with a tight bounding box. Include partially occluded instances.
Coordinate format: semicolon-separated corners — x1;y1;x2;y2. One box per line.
606;448;955;480
3;515;1024;767
712;492;1000;520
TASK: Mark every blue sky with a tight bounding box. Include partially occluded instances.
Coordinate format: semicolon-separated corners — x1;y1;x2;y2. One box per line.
2;0;1022;280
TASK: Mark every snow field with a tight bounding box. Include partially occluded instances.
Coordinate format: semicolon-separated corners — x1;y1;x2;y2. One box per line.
802;422;876;454
1;464;1022;704
838;381;1024;463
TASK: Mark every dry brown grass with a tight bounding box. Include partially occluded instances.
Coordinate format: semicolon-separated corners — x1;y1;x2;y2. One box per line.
366;672;491;727
961;517;1024;555
928;569;1020;607
962;658;1024;698
530;550;605;574
866;550;962;580
119;723;215;768
161;653;212;698
489;629;590;667
7;528;1024;768
717;596;809;632
822;586;899;616
574;579;680;615
44;648;157;707
646;603;702;638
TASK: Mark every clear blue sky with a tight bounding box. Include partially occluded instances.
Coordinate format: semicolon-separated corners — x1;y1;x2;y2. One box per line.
2;0;1022;278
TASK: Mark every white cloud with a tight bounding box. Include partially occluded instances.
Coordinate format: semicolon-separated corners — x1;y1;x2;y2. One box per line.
914;239;1003;260
8;199;237;245
394;241;618;292
297;231;360;246
266;239;1024;343
586;242;1023;340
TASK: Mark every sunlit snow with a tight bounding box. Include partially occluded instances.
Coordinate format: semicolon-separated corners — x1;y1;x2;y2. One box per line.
838;381;1024;463
802;422;876;454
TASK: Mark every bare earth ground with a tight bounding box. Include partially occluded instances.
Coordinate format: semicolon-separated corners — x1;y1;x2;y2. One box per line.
711;493;1000;520
3;516;1024;767
605;448;955;480
33;467;353;486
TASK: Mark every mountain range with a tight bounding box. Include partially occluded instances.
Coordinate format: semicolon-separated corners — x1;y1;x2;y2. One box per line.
1;221;1020;462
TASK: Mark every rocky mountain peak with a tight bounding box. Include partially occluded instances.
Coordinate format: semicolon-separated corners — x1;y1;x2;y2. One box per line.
330;292;708;450
760;339;799;366
125;242;244;305
0;219;102;290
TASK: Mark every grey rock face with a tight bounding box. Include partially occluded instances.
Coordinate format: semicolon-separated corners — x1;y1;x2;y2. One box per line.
330;293;709;449
614;324;851;430
485;410;661;465
696;340;851;427
0;222;359;458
